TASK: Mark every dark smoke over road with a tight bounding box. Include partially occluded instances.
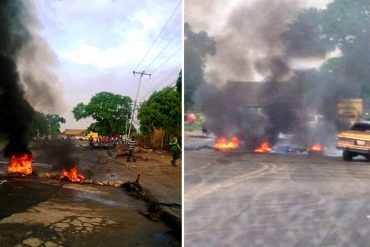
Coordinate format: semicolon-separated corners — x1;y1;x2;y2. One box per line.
41;139;80;171
0;0;63;156
0;56;34;156
187;0;363;149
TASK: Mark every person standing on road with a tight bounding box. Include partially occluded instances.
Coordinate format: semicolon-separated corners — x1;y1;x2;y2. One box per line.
88;137;94;150
202;122;209;136
169;136;181;166
127;136;136;162
187;113;195;131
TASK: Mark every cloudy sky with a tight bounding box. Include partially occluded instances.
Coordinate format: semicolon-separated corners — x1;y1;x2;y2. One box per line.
33;0;182;130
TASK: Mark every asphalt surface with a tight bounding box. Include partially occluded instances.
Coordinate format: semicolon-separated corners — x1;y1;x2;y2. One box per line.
185;142;370;246
0;162;179;247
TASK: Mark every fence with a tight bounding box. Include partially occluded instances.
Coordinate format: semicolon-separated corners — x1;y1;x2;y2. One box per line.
137;127;181;150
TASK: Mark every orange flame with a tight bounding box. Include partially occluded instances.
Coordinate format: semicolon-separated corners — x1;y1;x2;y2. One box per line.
308;143;326;153
254;142;272;153
215;136;240;151
62;167;85;183
7;153;33;175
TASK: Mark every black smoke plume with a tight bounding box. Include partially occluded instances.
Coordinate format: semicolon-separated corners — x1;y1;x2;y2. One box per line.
0;0;63;157
0;0;34;157
41;139;80;171
189;0;361;150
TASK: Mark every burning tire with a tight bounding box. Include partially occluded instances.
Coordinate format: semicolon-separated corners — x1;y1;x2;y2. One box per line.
307;144;326;155
342;150;354;161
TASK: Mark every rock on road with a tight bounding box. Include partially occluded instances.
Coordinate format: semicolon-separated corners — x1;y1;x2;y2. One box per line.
185;147;370;247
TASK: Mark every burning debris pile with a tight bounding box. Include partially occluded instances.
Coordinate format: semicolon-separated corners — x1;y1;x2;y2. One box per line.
4;139;88;184
254;142;272;153
214;136;240;151
200;79;304;152
7;152;33;175
307;143;326;155
41;139;85;182
36;171;123;188
62;167;85;183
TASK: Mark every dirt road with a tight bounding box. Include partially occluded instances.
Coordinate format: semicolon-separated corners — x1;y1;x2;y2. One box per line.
185;134;370;247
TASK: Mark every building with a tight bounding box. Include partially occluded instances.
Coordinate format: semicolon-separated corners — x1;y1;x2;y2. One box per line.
62;129;86;139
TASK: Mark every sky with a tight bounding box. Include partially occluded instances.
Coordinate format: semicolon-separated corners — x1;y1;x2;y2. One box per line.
33;0;182;130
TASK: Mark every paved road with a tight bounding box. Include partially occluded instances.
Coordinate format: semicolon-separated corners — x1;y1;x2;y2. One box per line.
0;165;179;247
185;147;370;247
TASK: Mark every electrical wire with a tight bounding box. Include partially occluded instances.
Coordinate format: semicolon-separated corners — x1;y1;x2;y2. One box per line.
133;0;181;71
140;80;178;103
144;28;181;71
139;67;181;101
150;46;181;74
139;65;181;100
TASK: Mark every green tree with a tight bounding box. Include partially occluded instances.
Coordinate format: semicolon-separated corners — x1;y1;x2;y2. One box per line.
138;86;181;136
284;0;370;97
72;92;132;136
176;70;182;95
30;111;49;138
184;23;216;110
46;114;66;136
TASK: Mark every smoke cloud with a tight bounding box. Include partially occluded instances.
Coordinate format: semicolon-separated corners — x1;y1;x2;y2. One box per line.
0;0;64;156
17;1;65;113
40;139;80;171
187;0;356;149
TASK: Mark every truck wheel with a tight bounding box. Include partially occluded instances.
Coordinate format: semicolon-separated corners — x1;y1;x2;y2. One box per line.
343;151;353;161
364;154;370;161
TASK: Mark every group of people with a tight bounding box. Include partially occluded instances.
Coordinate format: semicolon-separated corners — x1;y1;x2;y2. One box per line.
88;133;181;166
88;135;127;149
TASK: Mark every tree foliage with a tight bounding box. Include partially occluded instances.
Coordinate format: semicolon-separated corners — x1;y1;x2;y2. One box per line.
184;23;216;110
176;70;182;95
138;84;181;136
46;114;66;135
30;112;65;138
72;92;132;136
30;111;49;138
284;0;370;97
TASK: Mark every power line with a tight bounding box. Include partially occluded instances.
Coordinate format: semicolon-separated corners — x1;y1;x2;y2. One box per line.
155;82;178;97
146;71;179;95
140;77;176;102
128;71;151;138
140;65;181;99
151;65;181;87
139;66;181;101
140;56;180;95
131;81;177;118
150;46;181;74
144;28;181;71
133;0;181;71
140;80;178;104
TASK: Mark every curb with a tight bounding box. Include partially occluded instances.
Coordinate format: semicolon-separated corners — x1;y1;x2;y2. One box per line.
158;205;181;234
122;176;182;237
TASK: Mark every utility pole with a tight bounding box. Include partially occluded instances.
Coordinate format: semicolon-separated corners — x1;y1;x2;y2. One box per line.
128;71;151;139
125;114;128;137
